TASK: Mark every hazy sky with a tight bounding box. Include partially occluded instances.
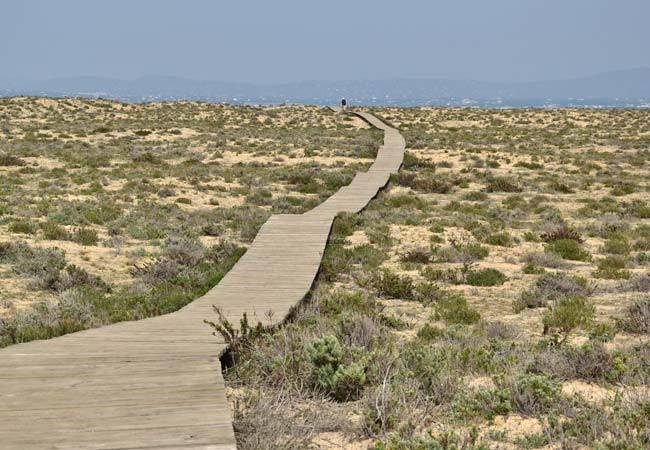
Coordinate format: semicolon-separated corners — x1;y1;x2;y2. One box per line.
2;0;649;83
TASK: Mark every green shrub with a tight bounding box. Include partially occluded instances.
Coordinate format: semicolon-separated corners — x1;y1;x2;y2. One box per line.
8;220;37;235
305;335;365;401
462;243;490;260
453;387;512;420
434;294;481;325
523;263;546;275
588;323;617;342
543;296;595;341
510;374;561;415
486;176;522;193
416;323;443;342
372;269;415;300
465;268;507;287
544;239;591;261
602;236;630;255
40;221;71;240
485;232;512;247
72;228;99;246
12;246;67;277
592;256;631;280
348;244;386;268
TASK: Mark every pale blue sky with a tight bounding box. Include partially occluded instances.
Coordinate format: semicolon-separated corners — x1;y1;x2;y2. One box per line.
1;0;649;83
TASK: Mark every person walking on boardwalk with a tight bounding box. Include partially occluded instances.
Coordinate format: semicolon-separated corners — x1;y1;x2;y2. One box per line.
341;97;347;111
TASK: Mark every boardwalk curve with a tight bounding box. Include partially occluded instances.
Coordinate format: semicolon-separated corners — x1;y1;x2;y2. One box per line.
0;111;405;449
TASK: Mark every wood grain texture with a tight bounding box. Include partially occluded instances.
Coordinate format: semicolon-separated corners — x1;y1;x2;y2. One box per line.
0;111;404;449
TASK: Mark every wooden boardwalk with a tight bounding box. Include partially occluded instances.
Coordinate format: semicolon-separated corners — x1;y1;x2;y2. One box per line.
0;111;405;449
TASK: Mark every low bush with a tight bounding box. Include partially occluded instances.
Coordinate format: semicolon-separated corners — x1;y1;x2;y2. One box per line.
8;220;37;235
592;256;631;280
465;268;507;287
434;293;481;325
542;296;595;341
0;153;26;166
453;387;512;420
41;221;71;240
72;228;99;246
602;235;631;255
509;374;561;415
306;334;366;401
563;341;614;381
520;251;567;269
629;272;650;292
399;247;431;265
486;176;522;193
540;226;584;243
372;269;415;300
485;232;512;247
545;239;590;261
621;297;650;334
515;272;590;312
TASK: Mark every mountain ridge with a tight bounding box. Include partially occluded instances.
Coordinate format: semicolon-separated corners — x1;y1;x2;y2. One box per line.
2;68;649;107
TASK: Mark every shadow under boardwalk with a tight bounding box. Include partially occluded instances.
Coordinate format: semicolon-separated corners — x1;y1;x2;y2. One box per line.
0;111;405;450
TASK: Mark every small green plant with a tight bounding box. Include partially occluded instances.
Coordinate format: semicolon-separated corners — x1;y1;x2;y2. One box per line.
602;236;630;255
592;256;631;280
465;268;507;287
40;221;71;240
453;387;512;420
510;374;561;415
486;176;522;193
523;263;546;275
8;220;37;235
372;269;415;300
306;334;366;401
588;323;617;342
73;228;99;246
543;295;595;342
204;307;265;359
485;232;512;247
434;293;481;325
400;247;431;264
544;239;591;261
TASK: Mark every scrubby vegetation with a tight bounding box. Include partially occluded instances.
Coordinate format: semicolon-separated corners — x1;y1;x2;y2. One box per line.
0;97;381;345
4;100;650;448
215;106;650;448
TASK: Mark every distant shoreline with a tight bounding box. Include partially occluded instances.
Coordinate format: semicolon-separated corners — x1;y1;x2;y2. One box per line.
1;92;649;109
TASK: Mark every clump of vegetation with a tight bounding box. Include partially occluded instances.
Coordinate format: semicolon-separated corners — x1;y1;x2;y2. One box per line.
621;298;650;334
540;226;584;243
485;176;522;193
0;153;26;166
544;239;591;261
592;256;631;280
515;272;590;312
542;295;595;342
371;269;415;300
433;293;481;324
306;334;366;401
465;268;507;286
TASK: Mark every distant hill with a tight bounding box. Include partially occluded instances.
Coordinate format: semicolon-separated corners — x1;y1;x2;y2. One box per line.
2;68;650;107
